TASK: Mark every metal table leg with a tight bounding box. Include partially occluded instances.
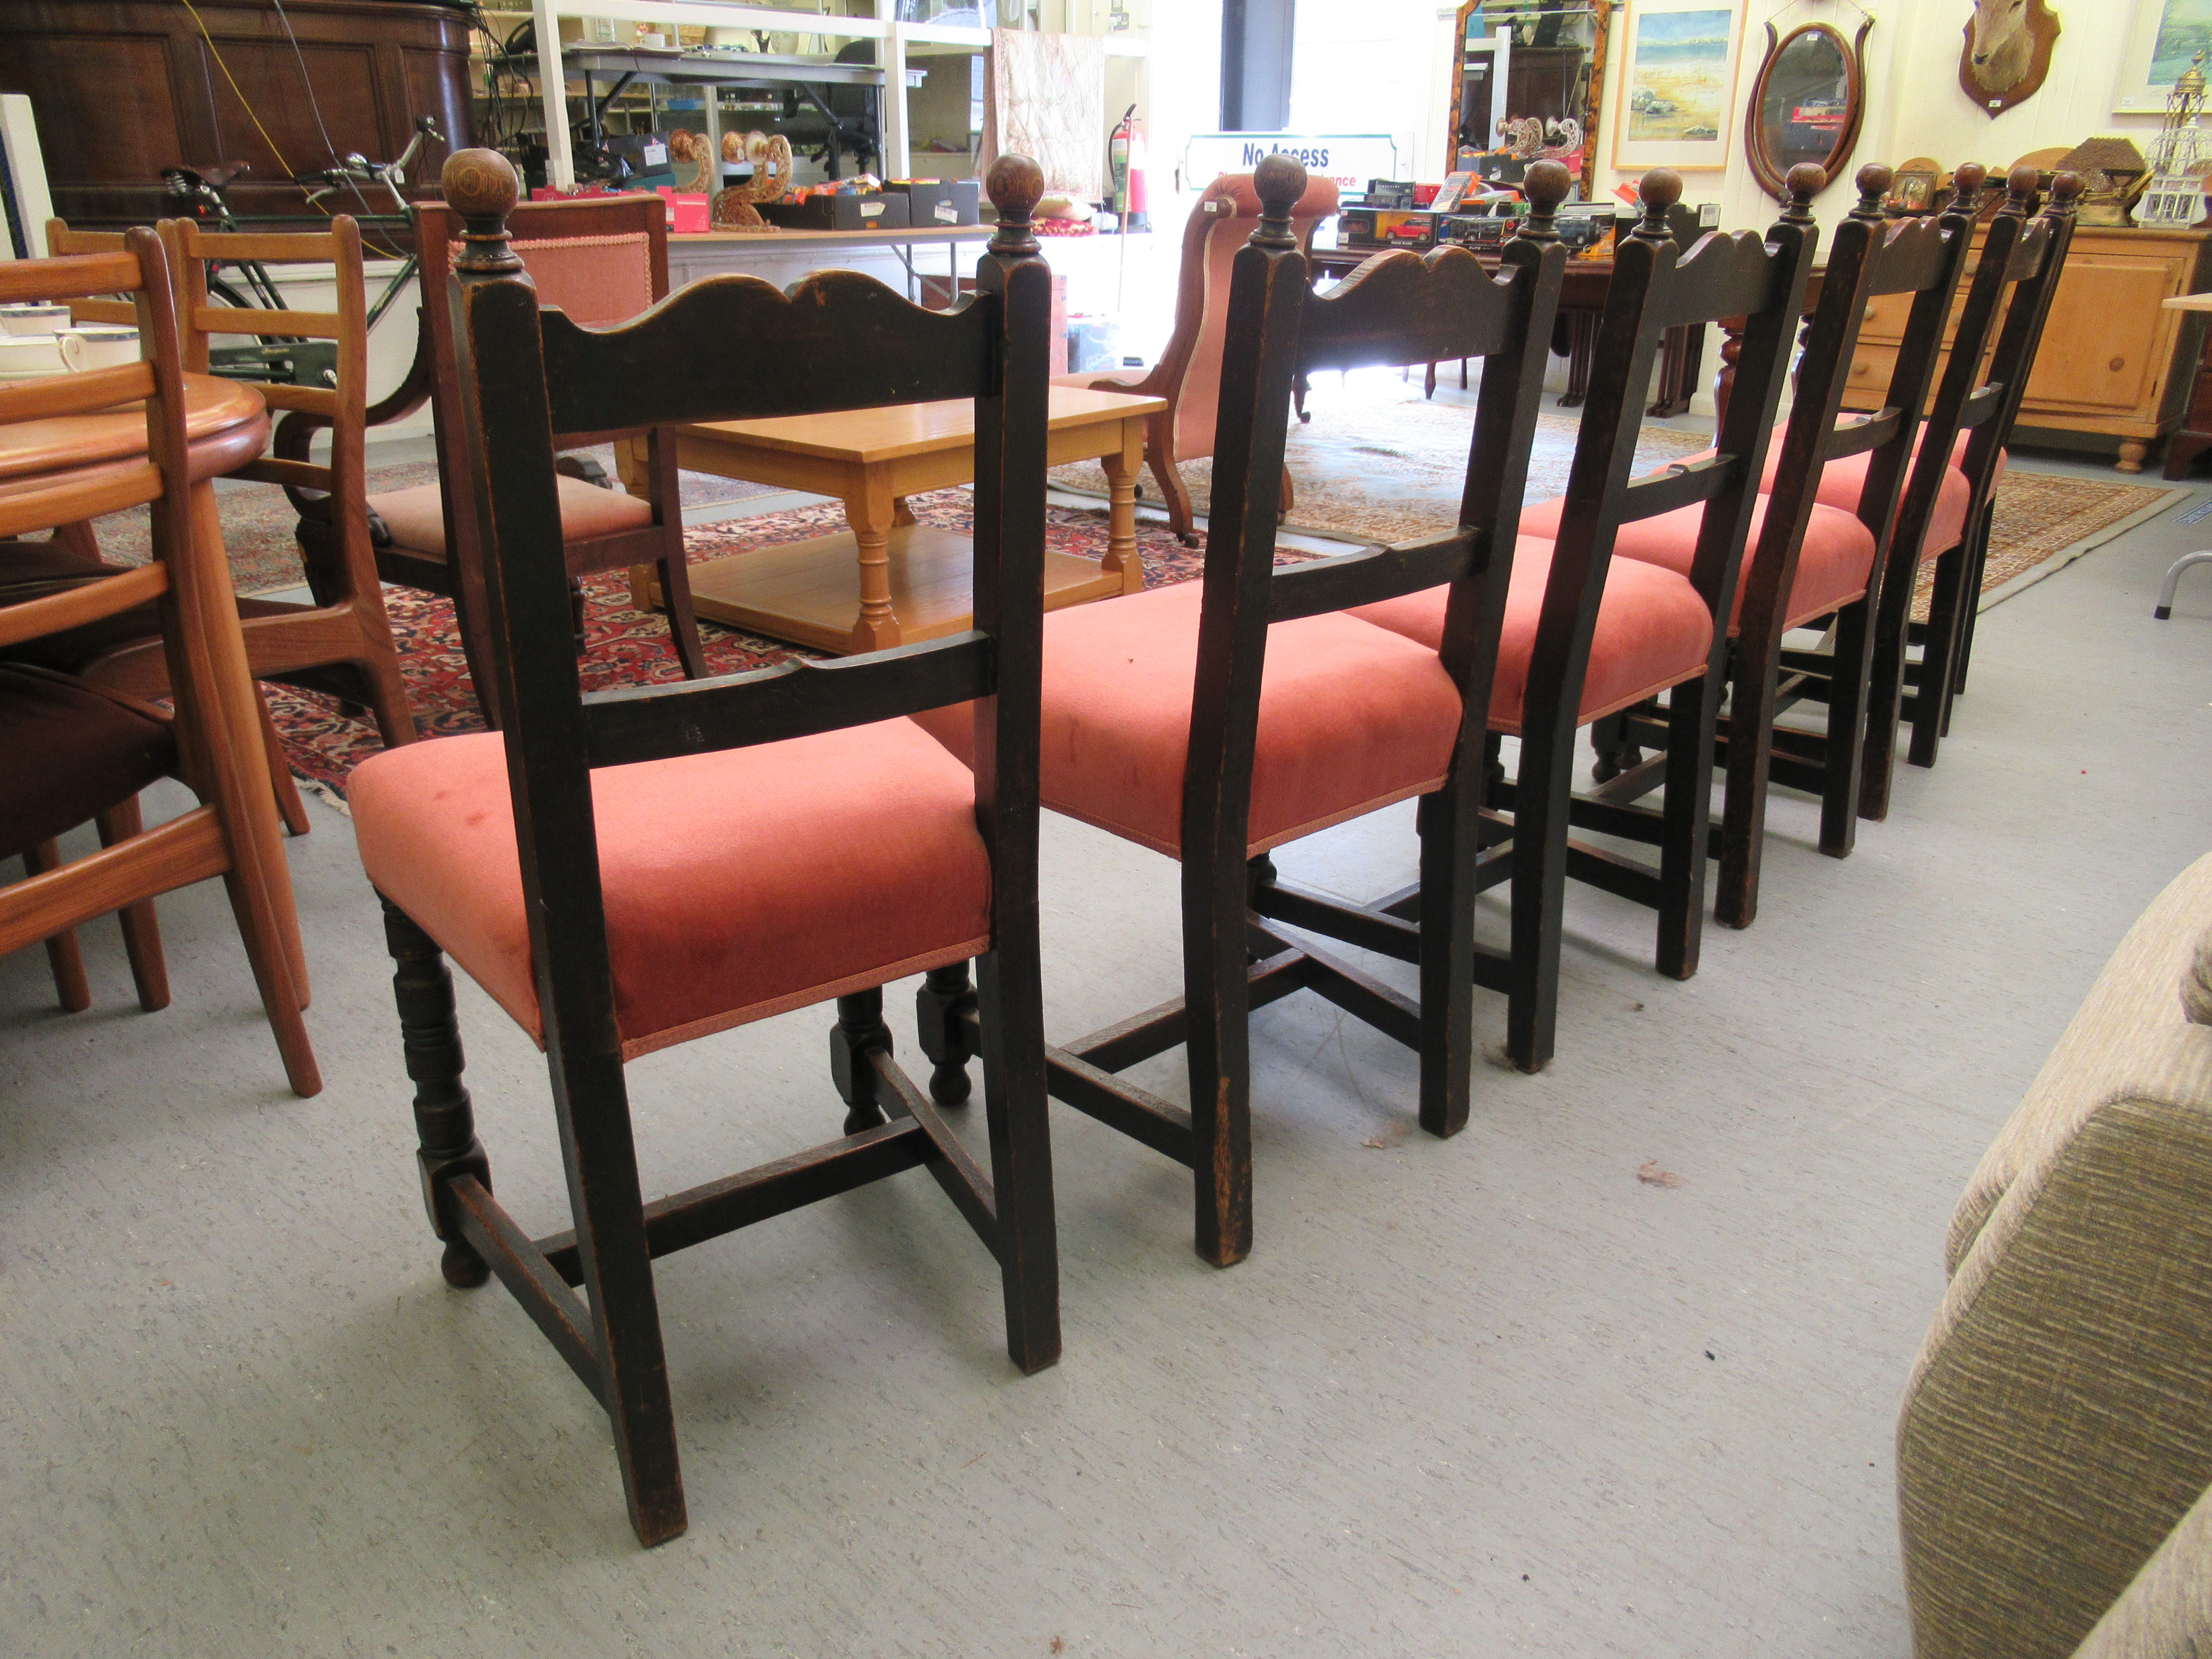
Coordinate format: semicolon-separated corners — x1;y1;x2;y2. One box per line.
2154;549;2212;619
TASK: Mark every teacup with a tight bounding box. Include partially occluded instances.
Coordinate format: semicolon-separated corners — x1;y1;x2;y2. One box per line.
0;325;143;378
0;303;74;335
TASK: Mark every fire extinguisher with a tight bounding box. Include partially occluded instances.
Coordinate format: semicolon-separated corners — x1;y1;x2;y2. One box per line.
1108;104;1152;233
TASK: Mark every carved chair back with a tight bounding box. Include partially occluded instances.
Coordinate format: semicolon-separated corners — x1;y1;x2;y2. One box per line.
438;148;1052;1176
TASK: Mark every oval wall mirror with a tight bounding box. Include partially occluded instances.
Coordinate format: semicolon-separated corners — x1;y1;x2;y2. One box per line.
1744;19;1871;200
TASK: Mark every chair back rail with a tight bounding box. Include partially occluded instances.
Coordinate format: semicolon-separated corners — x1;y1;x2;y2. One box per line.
439;145;1050;1086
36;224;137;326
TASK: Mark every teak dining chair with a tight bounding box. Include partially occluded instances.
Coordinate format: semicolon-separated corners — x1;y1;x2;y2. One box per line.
1055;168;1340;545
323;190;705;726
1583;163;1984;928
916;157;1569;1266
1356;168;1825;1073
348;150;1058;1545
0;231;319;1096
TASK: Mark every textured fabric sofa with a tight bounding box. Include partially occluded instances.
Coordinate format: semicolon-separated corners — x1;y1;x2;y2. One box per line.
1897;850;2212;1659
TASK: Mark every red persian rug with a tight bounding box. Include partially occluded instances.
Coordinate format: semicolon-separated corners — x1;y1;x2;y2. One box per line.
268;489;1208;801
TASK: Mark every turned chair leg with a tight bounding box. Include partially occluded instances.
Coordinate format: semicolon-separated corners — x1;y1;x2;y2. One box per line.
915;960;977;1105
97;800;169;1011
379;895;491;1289
23;843;90;1013
1414;789;1476;1138
1183;856;1255;1266
830;988;893;1133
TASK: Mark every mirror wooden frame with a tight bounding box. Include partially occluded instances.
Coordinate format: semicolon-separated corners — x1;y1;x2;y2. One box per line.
1743;18;1872;200
1448;0;1612;199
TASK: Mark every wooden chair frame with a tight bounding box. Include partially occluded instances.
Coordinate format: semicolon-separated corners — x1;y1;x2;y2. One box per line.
1605;163;1985;928
0;233;318;1096
923;158;1569;1268
1433;169;1822;1072
375;151;1057;1545
321;191;706;727
1879;170;2082;789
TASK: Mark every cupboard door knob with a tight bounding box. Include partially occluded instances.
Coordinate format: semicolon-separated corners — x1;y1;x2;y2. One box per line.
2110;355;2127;372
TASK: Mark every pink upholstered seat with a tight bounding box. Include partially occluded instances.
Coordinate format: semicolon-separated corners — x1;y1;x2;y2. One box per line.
1349;535;1714;735
351;719;992;1059
910;579;1463;858
366;473;655;559
1516;495;1877;631
1668;425;1984;557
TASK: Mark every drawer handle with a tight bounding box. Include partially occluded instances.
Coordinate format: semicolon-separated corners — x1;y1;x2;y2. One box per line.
2110;355;2127;372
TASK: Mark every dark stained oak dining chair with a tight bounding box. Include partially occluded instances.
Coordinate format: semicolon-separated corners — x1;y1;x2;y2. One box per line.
915;156;1569;1266
1871;168;2082;797
347;150;1058;1545
315;189;706;726
1355;168;1826;1073
1575;163;1985;929
0;232;319;1096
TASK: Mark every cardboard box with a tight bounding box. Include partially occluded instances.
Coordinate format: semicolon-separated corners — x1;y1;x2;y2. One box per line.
1436;212;1515;250
758;193;911;232
884;180;981;226
1364;179;1419;210
1339;207;1438;250
655;187;710;233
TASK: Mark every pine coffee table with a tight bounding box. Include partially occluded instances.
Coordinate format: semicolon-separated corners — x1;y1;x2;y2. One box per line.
629;384;1165;654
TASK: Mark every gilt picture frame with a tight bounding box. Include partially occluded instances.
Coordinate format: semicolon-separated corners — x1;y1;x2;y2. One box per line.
2116;0;2212;113
1610;0;1746;172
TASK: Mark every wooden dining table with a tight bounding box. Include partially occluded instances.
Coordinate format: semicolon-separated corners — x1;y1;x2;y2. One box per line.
0;371;306;989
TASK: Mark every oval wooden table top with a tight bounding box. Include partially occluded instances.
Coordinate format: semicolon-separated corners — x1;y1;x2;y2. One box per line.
0;373;269;483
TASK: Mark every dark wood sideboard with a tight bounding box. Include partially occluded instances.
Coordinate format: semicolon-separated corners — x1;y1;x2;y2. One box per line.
0;0;475;231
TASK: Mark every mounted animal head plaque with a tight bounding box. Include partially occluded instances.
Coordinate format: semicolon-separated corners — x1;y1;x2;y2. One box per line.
1745;19;1872;200
1961;0;2062;117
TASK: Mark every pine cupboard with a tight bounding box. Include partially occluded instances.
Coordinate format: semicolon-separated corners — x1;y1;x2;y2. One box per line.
1840;224;2212;472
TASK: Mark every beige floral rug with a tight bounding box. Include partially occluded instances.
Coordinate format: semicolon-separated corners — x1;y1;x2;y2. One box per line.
1051;378;2188;619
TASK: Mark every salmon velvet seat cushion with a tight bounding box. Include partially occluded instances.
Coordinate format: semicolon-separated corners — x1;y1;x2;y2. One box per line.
910;580;1464;859
1348;535;1714;735
366;474;655;559
352;719;993;1060
1516;495;1877;631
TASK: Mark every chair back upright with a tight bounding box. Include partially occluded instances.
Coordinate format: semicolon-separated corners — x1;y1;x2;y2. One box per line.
409;190;674;628
439;146;1050;1151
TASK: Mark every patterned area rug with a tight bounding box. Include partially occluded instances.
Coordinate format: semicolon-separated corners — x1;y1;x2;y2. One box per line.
1049;387;1713;545
261;490;1211;800
1944;470;2188;617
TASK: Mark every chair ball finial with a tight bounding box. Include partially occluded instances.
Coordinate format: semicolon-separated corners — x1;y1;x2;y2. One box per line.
2047;169;2084;209
441;148;524;274
1854;163;1893;216
1949;161;1989;211
1633;168;1683;242
985;153;1044;257
2006;162;2043;205
443;148;519;221
1251;153;1306;250
1523;159;1572;219
1781;163;1826;224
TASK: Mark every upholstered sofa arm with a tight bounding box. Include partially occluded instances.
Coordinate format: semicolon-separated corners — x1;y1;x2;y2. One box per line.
1897;1083;2212;1659
2071;1476;2212;1658
1947;851;2212;1275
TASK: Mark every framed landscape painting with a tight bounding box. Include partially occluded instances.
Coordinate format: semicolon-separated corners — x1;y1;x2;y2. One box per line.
2116;0;2212;112
1611;0;1746;172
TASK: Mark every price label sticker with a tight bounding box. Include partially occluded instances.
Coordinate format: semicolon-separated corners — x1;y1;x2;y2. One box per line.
935;201;958;223
643;141;669;166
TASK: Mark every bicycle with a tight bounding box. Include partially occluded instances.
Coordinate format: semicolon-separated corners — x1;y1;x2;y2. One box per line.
159;115;445;387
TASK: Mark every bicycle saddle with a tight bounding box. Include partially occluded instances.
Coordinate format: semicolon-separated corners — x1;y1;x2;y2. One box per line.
175;160;251;189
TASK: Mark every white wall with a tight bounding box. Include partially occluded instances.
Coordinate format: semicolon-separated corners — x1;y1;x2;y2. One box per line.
1595;0;2174;229
1288;0;1458;181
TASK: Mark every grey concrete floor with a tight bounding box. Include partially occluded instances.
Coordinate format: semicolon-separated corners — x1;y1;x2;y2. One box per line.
4;451;2211;1658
